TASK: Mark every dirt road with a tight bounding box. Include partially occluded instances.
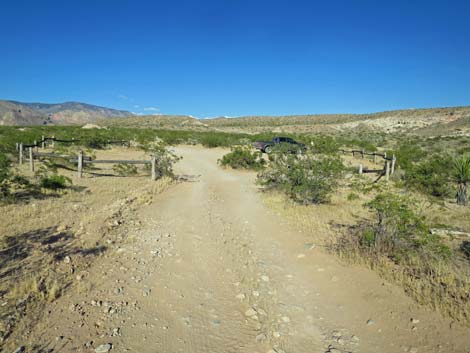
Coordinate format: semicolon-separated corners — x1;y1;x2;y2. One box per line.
22;146;469;353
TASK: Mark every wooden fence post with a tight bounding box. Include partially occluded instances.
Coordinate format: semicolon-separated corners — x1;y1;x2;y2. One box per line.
51;136;55;148
78;151;83;178
151;155;156;181
373;153;377;164
19;143;23;165
41;136;45;149
361;149;364;159
358;164;363;174
385;161;390;181
391;154;396;174
29;147;34;172
33;140;38;152
384;151;387;160
15;143;19;151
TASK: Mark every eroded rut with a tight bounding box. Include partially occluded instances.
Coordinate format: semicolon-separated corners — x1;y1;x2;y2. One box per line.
23;146;469;353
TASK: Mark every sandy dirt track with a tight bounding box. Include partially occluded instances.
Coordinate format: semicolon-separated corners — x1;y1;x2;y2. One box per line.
22;146;469;353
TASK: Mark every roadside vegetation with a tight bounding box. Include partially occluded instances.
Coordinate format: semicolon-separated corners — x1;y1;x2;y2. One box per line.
258;150;344;204
2;124;470;326
218;146;265;170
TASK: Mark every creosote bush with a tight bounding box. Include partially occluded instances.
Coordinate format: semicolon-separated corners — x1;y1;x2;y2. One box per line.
39;174;72;190
218;146;265;170
362;193;451;261
258;152;344;204
402;154;453;198
142;142;181;179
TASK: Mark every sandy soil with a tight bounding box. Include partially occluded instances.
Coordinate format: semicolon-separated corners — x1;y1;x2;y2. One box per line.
6;146;470;353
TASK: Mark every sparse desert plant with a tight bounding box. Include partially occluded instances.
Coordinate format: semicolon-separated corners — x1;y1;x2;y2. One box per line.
218;146;266;170
402;154;453;198
352;193;451;261
0;152;11;198
347;192;359;201
142;142;181;179
453;154;470;206
258;152;344;204
39;174;72;190
113;163;139;176
308;135;340;154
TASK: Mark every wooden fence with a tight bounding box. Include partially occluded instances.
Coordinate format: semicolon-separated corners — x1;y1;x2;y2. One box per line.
18;136;157;181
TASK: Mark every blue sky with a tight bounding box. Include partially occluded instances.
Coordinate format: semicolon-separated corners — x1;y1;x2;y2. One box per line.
1;0;469;117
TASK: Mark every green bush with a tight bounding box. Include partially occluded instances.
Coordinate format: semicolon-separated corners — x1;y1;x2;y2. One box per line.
218;147;266;170
402;154;453;197
142;142;181;179
0;153;11;198
394;142;427;172
258;152;344;204
39;174;72;190
363;193;451;261
308;135;340;154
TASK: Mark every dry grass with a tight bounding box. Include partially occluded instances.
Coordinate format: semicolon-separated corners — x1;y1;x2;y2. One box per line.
262;172;470;326
0;147;174;346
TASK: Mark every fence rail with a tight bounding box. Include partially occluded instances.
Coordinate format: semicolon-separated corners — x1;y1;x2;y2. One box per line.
18;137;157;181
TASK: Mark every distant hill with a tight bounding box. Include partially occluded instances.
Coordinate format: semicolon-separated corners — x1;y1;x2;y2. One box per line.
103;106;470;136
0;100;132;125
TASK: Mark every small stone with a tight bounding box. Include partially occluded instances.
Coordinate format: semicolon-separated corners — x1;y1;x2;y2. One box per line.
272;331;281;338
95;343;112;353
13;347;25;353
351;335;360;341
366;319;375;326
410;318;420;324
409;348;418;353
252;291;260;297
256;333;267;342
261;275;270;282
245;308;257;317
235;293;245;300
281;316;290;323
84;341;93;348
297;253;306;258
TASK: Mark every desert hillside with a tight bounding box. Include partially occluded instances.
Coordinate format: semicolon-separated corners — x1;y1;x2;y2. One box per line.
102;106;470;136
0;100;131;126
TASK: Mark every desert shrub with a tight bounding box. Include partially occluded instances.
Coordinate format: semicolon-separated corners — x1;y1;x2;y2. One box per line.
39;174;72;190
308;135;340;154
347;192;359;201
394;142;426;172
113;163;138;176
258;152;344;204
218;146;265;170
402;154;453;197
142;142;181;179
0;152;12;198
461;241;470;260
199;134;230;148
361;193;451;261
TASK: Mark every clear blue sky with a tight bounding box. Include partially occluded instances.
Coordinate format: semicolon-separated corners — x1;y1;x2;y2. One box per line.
1;0;469;117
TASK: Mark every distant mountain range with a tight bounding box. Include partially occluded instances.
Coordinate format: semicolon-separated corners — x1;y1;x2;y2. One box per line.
0;100;131;125
2;99;469;137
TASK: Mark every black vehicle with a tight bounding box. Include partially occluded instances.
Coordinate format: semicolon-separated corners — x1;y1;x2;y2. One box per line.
253;136;306;154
